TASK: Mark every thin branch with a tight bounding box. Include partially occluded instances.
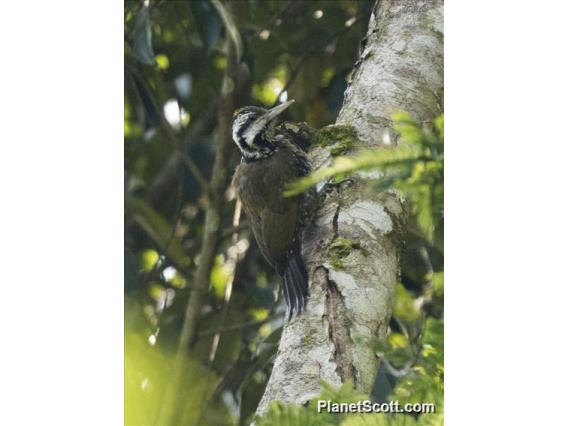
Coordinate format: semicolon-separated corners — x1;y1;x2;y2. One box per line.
208;200;243;355
180;151;210;191
146;102;219;209
141;163;185;289
221;221;249;238
381;359;413;379
156;19;242;425
126;60;210;193
252;0;297;39
272;16;361;108
197;315;278;337
195;200;248;426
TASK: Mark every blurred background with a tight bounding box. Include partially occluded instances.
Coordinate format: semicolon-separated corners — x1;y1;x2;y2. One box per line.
124;1;443;425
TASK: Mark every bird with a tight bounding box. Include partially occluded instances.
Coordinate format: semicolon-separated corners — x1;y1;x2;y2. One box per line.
231;100;312;319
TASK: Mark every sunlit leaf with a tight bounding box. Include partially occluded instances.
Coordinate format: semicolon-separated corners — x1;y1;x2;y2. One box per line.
125;329;229;426
210;254;229;298
140;249;159;271
258;402;322;426
434;115;444;139
341;413;392;426
155;53;170;70
432;272;444;297
126;196;190;269
249;307;269;321
394;283;421;322
318;380;368;404
285;144;425;196
392;111;423;146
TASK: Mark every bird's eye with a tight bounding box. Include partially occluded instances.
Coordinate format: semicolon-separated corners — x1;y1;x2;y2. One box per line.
233;108;243;118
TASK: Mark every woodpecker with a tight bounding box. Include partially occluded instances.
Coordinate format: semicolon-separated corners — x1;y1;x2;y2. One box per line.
232;100;312;318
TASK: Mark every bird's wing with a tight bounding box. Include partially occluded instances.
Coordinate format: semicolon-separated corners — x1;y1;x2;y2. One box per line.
234;149;309;267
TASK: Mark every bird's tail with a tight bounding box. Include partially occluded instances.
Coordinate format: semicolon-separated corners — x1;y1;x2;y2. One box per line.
280;248;309;319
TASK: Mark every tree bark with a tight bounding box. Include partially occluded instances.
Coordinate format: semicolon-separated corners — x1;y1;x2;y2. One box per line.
255;0;443;417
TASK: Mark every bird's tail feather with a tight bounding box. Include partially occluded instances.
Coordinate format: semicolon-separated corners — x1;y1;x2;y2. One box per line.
282;248;309;319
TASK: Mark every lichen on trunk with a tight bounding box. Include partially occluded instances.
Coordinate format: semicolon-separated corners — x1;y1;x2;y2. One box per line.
255;0;443;418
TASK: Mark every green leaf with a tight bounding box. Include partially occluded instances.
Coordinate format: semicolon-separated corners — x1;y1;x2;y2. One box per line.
392;111;423;146
318;380;368;404
126;196;190;269
190;0;222;50
394;284;421;322
285;145;425;196
211;0;243;61
132;2;155;65
258;402;331;426
413;185;434;241
432;272;444;297
434;115;444;140
340;413;392;426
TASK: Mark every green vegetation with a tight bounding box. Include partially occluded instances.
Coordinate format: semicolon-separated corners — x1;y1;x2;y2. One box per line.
278;113;445;425
329;238;357;270
313;125;359;156
124;1;443;425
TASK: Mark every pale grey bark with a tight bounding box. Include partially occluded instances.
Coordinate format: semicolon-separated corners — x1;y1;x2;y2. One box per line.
255;0;443;417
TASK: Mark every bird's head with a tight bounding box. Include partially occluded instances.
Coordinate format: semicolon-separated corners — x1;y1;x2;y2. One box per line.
232;100;294;160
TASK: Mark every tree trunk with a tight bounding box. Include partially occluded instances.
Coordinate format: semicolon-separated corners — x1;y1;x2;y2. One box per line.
255;0;443;417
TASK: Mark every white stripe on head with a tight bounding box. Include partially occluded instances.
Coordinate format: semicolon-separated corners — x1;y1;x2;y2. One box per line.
243;117;268;147
232;112;255;146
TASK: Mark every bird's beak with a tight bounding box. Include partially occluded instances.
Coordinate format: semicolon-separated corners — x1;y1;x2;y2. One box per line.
263;99;295;123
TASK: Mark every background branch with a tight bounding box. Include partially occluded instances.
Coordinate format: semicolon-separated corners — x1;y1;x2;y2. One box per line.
156;15;244;424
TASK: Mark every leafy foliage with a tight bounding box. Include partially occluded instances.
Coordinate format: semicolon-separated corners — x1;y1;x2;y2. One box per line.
124;1;443;425
283;114;445;425
125;1;375;425
287;113;443;242
132;2;156;65
258;380;443;426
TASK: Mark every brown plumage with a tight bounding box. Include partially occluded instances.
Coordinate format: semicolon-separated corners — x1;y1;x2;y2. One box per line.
231;101;311;318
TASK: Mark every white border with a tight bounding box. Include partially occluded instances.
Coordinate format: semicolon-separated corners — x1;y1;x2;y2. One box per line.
0;1;123;424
